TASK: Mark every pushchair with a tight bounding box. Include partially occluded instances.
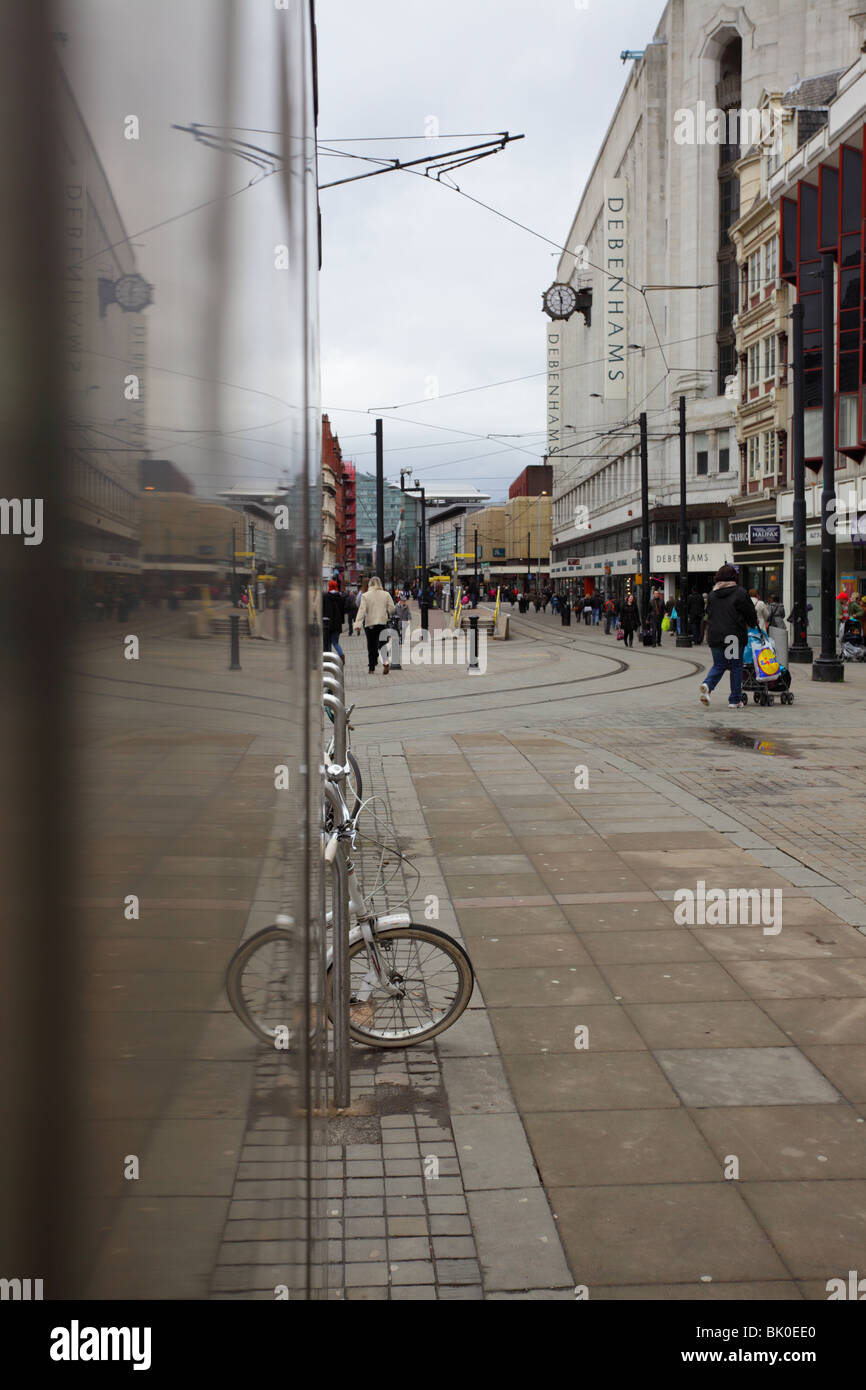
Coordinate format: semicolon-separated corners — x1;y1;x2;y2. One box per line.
841;618;866;662
741;627;794;706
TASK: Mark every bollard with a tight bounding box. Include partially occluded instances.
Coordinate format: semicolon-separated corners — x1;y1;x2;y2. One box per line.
468;614;479;671
322;614;330;654
561;604;571;626
389;621;402;670
229;613;241;670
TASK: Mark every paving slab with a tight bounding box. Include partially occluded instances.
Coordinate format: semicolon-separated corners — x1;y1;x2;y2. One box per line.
550;1183;788;1287
653;1047;841;1107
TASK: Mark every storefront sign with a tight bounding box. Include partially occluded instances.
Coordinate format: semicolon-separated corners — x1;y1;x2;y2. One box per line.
603;180;627;401
749;523;781;545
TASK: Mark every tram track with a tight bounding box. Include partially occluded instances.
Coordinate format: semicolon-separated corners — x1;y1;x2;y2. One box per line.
66;609;706;726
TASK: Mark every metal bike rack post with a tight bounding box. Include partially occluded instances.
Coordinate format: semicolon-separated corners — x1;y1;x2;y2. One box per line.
323;771;351;1109
322;690;347;766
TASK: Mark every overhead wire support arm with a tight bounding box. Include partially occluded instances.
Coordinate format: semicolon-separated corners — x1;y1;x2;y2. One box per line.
317;133;524;190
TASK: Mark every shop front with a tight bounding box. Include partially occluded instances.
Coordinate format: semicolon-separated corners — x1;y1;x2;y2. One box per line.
730;519;785;604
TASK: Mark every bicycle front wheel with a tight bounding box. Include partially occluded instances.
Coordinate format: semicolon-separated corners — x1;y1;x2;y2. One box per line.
329;925;474;1048
226;926;300;1047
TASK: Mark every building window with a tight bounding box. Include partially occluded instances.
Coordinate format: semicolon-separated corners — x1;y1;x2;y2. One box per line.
764;334;776;382
763;430;777;476
748;343;761;387
695;432;709;476
764;235;778;286
719;428;731;472
747;435;760;479
748;251;761;298
839;394;858;448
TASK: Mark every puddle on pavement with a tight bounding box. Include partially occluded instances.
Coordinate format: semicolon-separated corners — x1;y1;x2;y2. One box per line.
685;727;801;756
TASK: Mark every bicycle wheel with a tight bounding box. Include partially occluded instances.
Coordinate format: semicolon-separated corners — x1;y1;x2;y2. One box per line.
226;926;301;1046
328;924;474;1048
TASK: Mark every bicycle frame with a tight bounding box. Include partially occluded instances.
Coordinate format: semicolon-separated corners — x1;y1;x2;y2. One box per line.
323;775;410;998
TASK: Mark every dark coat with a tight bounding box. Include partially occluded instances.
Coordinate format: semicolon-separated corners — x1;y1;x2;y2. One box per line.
706;583;758;649
620;599;641;632
323;590;344;636
687;591;705;621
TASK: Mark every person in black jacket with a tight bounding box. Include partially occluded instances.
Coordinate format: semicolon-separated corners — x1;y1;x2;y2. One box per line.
323;580;345;661
687;587;706;645
619;592;641;647
698;564;758;708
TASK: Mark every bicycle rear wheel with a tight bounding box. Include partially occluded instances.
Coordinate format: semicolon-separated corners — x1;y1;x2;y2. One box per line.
226;926;300;1046
328;924;474;1048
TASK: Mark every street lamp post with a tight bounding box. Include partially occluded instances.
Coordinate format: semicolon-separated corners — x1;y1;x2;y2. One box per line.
537;491;547;597
812;251;844;683
675;397;692;646
789;300;813;663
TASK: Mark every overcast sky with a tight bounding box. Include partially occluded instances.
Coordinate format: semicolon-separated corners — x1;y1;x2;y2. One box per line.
316;0;655;502
64;0;657;506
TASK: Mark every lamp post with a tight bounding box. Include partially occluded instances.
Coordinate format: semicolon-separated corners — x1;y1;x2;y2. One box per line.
812;252;844;682
639;412;650;627
789;299;813;663
537;490;547;596
675;397;692;646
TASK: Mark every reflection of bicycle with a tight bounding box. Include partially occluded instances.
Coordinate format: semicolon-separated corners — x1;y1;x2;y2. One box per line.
226;770;474;1049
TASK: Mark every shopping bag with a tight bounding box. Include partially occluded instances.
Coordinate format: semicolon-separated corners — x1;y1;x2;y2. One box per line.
661;615;671;631
616;628;625;641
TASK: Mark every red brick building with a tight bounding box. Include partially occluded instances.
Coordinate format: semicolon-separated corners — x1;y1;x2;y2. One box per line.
509;463;553;498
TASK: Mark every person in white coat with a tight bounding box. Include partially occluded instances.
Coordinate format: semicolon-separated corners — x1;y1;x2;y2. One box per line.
353;575;396;674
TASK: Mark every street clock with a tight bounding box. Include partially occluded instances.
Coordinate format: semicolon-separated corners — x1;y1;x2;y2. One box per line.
542;282;578;320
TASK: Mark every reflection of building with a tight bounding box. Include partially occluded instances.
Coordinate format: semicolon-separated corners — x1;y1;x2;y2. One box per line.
60;62;146;611
140;459;193;494
139;491;242;597
321;415;340;574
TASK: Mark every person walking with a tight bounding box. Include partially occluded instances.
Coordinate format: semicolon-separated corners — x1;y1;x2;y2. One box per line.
649;589;665;646
699;564;759;709
322;579;345;661
603;594;616;634
620;592;640;647
353;574;395;674
687;587;705;645
749;588;770;633
583;594;593;626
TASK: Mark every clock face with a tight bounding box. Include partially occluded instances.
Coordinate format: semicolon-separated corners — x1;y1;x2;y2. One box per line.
543;282;578;319
114;273;153;312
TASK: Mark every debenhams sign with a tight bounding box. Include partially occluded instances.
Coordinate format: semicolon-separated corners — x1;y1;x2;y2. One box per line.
603;180;627;401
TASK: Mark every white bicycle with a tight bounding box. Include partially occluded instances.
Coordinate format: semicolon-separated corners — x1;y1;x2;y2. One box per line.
226;768;474;1049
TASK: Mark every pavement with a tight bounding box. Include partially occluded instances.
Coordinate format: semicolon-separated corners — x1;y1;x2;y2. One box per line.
343;602;866;1299
69;596;866;1300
